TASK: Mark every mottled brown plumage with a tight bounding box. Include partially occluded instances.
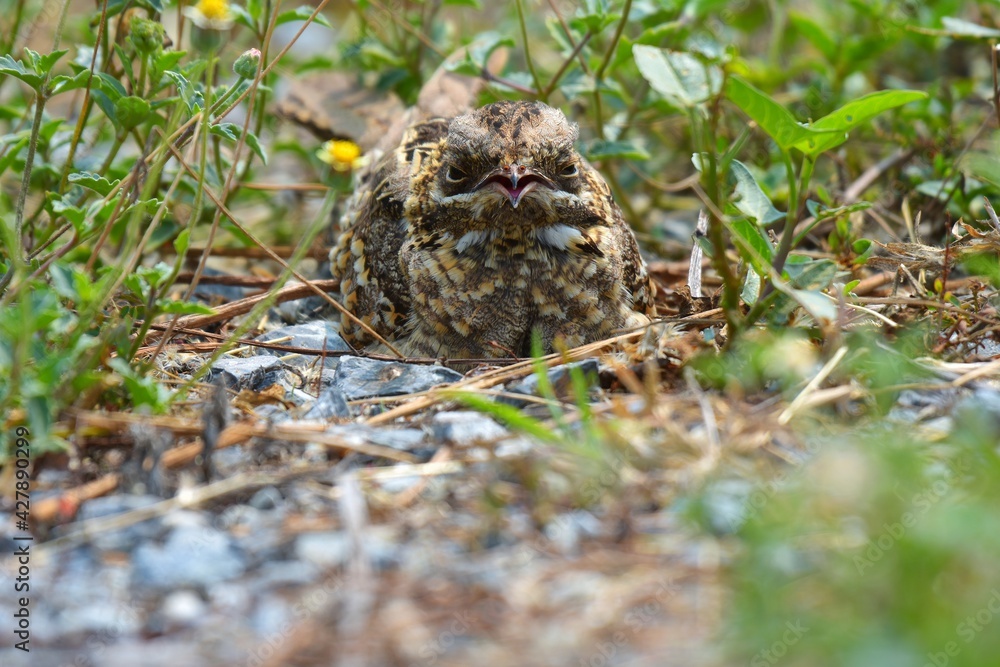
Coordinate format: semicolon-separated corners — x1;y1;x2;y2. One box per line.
330;100;655;359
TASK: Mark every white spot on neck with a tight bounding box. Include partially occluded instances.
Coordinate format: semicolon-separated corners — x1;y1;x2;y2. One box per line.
535;224;583;249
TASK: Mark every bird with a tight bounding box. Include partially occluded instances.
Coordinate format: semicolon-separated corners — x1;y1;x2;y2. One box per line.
329;98;656;360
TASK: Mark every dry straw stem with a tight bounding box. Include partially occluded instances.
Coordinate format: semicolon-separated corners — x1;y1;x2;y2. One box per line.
36;467;321;558
363;326;658;426
33;411;419;525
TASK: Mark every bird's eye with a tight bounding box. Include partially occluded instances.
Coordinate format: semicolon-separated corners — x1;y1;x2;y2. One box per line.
447;165;467;182
560;164;579;177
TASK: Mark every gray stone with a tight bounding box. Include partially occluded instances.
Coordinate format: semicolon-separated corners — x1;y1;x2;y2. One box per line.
209;355;284;391
545;510;603;555
255;560;320;588
333;356;462;400
191;268;247;305
160;590;207;626
133;526;247;590
504;359;601;406
295;531;352;568
248;486;284;510
256;321;352;369
327;423;428;453
431;410;508;445
73;494;163;551
304;385;352;420
253;403;293;424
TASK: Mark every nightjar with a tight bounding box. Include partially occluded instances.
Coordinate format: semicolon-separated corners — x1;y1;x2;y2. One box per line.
330;99;656;359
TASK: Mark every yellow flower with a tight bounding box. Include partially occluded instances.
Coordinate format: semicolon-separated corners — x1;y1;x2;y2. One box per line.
183;0;235;31
317;140;363;172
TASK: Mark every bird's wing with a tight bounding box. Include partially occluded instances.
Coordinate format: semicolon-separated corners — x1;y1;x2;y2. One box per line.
331;118;451;349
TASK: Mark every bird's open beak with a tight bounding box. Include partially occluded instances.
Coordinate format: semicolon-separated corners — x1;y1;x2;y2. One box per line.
474;164;555;208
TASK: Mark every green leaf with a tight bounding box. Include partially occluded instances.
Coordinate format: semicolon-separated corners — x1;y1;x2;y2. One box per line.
242;129;268;165
276;6;331;26
569;2;619;33
633;44;722;108
95;72;127;99
961;253;1000;287
783;257;837;290
114;96;151;130
246;0;262;22
49;264;80;300
445;0;481;7
210;123;268;164
49;70;91;96
230;5;257;32
0;55;43;90
961;152;1000;189
0;136;28;176
446;32;514;76
806;199;872;222
793;90;927;157
154;49;186;73
789;13;836;63
91;90;117;124
729;218;774;275
174;228;191;256
68;171;120;196
725;76;837;150
742;269;762;305
586;140;650;161
730;159;785;225
775;285;838;322
157;301;215;315
38;49;69;76
48;194;86;228
211;123;239;142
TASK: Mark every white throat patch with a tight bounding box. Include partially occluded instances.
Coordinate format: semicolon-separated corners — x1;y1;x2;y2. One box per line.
535;224;584;250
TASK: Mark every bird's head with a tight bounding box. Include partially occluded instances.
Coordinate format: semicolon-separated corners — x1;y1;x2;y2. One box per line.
434;101;586;223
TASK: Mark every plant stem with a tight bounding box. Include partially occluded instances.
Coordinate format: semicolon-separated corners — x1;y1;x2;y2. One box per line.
515;0;544;99
595;0;632;81
771;152;808;277
692;107;742;336
13;93;48;263
541;32;592;100
96;133;127;175
591;0;633;139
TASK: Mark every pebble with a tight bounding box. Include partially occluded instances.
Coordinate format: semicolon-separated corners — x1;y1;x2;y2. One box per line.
503;359;600;406
327;423;429;453
431;410;508;445
160;590;207;626
295;531;352;568
133;525;247;590
73;494;164;551
248;486;284;510
333;356;463;400
209;355;285;391
256;321;352;369
304;385;352;420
